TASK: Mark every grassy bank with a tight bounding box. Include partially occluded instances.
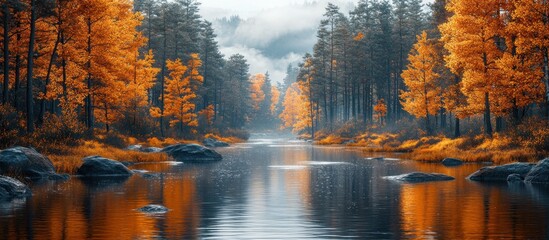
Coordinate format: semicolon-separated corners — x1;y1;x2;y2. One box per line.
11;133;247;175
313;119;548;164
330;134;546;163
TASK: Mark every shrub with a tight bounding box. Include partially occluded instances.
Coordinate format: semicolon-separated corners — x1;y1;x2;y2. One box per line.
0;104;21;148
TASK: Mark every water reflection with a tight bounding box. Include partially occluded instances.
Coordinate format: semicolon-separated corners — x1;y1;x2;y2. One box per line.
0;137;548;239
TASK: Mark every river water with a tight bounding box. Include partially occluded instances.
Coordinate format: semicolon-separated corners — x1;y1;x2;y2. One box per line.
1;135;548;239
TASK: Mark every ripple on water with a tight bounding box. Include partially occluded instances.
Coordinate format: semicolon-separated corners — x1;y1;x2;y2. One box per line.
268;165;308;170
300;161;351;166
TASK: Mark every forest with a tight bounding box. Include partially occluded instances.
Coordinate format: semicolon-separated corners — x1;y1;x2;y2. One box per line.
279;0;549;162
0;0;280;149
0;0;548;163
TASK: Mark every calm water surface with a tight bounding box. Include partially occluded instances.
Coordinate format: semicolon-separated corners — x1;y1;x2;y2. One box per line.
1;134;548;239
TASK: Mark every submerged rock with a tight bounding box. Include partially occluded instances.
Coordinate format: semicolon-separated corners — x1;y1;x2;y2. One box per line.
162;144;222;162
525;158;549;184
385;172;455;183
442;158;464;167
0;147;67;180
76;156;133;177
507;173;524;183
0;176;31;199
202;138;229;148
126;145;143;151
468;162;535;182
138;204;169;214
142;147;163;153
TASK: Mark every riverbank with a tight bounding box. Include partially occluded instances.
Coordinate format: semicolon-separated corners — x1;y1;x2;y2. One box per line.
15;133;245;175
315;133;547;164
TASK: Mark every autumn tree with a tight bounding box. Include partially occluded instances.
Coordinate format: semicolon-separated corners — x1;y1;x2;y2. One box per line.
400;31;442;134
440;0;506;136
279;82;313;134
509;0;549;118
152;55;202;135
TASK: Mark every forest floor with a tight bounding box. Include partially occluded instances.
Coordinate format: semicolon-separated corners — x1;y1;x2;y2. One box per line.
315;132;547;164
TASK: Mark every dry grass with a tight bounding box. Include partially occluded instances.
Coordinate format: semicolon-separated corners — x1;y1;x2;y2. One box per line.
317;134;345;145
204;133;246;144
49;140;168;174
347;132;542;164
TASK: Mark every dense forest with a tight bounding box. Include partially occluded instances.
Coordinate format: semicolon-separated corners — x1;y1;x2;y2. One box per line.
280;0;549;156
1;0;548;160
0;0;283;148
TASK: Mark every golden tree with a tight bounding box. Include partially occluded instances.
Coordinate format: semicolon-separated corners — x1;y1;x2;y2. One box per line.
401;31;442;134
250;73;266;112
440;0;506;136
508;0;549;118
159;54;203;135
279;82;312;133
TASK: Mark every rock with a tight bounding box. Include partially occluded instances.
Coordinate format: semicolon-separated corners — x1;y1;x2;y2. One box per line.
385;172;455;183
468;162;535;182
0;176;31;199
442;158;464;167
202;138;229;148
507;173;524;182
0;147;66;180
76;156;133;177
126;145;143;151
344;139;356;144
525;158;549;183
162;144;222;162
142;147;163;153
138;204;169;214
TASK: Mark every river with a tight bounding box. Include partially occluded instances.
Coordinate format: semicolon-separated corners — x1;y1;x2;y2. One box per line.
1;134;548;239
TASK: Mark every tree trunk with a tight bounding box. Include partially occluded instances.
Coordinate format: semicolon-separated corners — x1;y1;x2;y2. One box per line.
2;4;9;105
39;32;61;124
454;117;460;138
484;92;493;137
495;116;503;132
543;48;549;119
26;0;37;133
85;18;94;133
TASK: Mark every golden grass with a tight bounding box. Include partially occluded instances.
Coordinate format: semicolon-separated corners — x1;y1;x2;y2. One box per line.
49;140;168;174
325;130;545;164
204;133;246;144
352;133;540;163
317;134;345;145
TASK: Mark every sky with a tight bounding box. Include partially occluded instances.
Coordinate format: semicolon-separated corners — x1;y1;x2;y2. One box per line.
199;0;434;84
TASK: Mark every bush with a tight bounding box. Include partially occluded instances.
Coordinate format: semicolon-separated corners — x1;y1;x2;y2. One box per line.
0;104;21;148
221;128;250;141
102;132;126;148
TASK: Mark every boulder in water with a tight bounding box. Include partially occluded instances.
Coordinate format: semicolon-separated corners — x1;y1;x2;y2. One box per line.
468;162;535;182
0;176;31;199
162;144;222;162
507;173;524;183
0;147;67;180
143;147;163;153
138;204;169;214
442;158;464;167
126;145;143;151
385;172;455;183
202;138;229;147
76;156;133;177
525;158;549;184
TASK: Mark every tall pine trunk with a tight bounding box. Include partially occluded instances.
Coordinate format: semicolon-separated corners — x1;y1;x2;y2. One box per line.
454;117;460;138
85;18;94;133
26;0;36;133
2;4;9;105
484;92;493;137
